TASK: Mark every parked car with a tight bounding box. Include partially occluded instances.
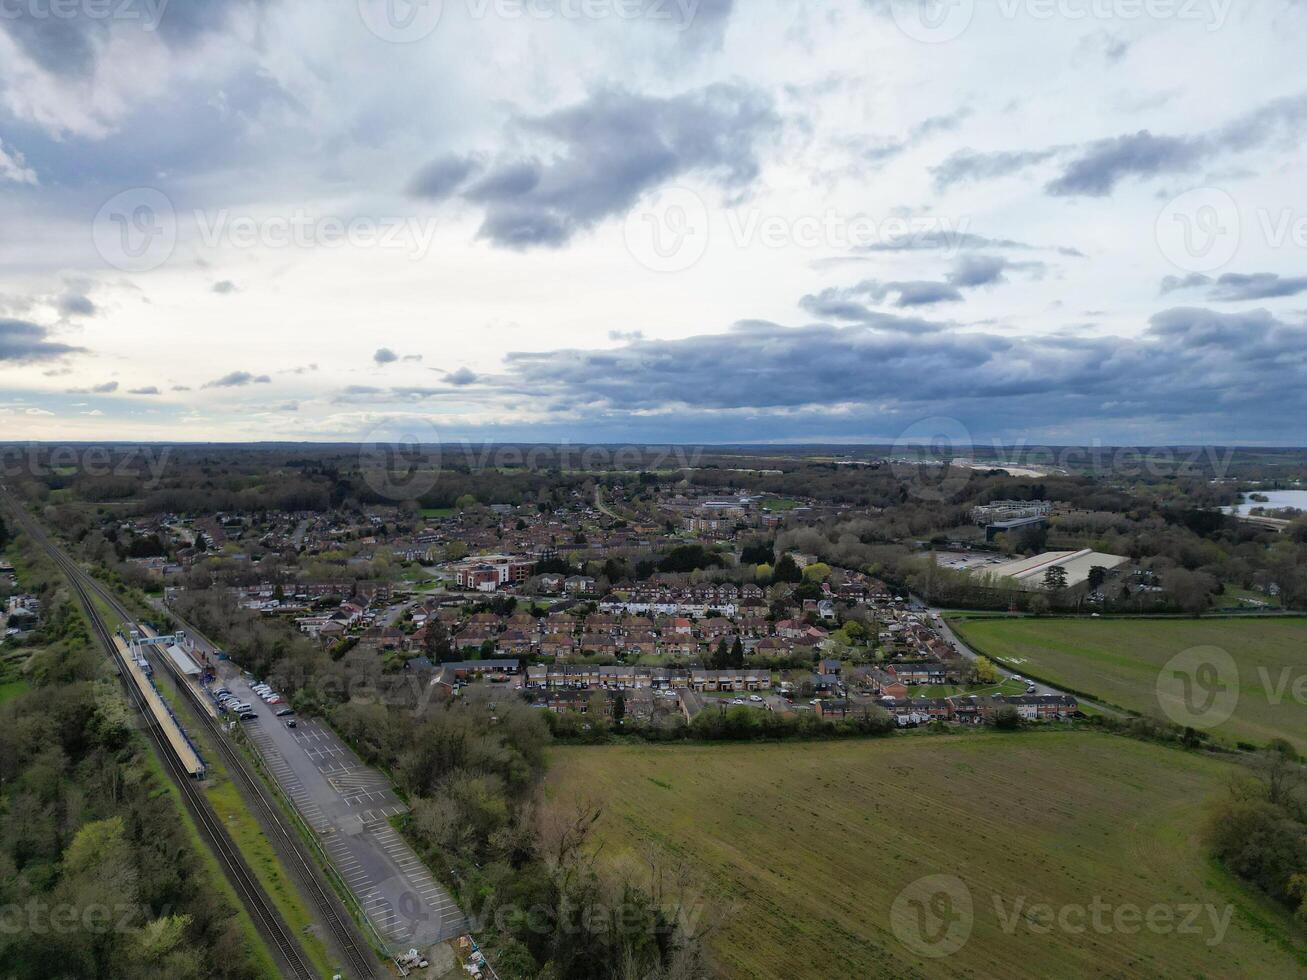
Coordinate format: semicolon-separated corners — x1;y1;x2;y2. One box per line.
749;694;764;703
239;711;258;720
285;719;297;728
275;707;294;717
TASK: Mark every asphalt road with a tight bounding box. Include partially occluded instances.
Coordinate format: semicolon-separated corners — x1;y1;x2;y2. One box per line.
927;606;1122;715
164;604;468;953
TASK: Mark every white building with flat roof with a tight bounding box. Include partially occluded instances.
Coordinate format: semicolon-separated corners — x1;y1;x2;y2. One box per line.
987;549;1128;589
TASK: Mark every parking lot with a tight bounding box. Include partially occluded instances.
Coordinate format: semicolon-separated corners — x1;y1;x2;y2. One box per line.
215;671;466;952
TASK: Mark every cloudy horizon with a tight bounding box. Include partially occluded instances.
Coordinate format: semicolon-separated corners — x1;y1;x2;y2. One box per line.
2;0;1306;445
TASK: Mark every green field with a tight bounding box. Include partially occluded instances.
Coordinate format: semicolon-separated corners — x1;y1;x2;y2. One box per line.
420;507;455;518
547;734;1305;979
949;617;1307;751
0;679;30;705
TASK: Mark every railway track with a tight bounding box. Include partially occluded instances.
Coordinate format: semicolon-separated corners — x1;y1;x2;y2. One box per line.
3;496;321;979
82;577;379;980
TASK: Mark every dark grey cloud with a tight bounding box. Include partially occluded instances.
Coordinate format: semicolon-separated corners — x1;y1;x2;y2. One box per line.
0;0;268;77
1208;272;1307;301
446;367;479;385
857;229;1085;259
128;386;161;395
67;380;118;394
850;106;971;166
948;254;1011;288
1160;273;1213;294
935;93;1307;198
931;148;1060;189
491;306;1307;440
411;83;777;249
802;255;1037;314
407;154;480;201
58;292;97;317
204;370;270;388
0;318;83;363
802;279;960;311
1045;131;1206;197
1161;271;1307;302
374;348;399;365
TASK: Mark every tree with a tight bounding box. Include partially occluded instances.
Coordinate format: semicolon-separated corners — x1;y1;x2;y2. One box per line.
802;562;831;583
1087;565;1107;592
613;690;626;724
424;618;455;663
711;638;729;669
971;655;1001;685
1043;565;1068;592
772;554;803;583
0;514;11;549
729;636;745;670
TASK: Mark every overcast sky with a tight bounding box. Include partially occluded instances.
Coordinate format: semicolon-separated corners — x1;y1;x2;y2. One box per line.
1;0;1305;446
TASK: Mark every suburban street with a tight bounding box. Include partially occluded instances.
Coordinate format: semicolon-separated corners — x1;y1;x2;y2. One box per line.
926;605;1122;716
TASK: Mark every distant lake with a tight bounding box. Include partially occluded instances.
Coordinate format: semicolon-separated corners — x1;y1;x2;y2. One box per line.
1223;489;1307;515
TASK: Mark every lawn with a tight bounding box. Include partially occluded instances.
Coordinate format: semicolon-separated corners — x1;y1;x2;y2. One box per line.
419;507;455;518
949;616;1307;751
0;678;30;705
546;733;1306;979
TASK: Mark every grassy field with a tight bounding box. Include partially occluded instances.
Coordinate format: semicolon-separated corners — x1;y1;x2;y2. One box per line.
419;507;455;518
547;733;1305;979
949;616;1307;750
0;678;30;705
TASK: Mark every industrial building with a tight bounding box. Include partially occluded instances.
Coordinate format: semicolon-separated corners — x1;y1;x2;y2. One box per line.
987;549;1129;590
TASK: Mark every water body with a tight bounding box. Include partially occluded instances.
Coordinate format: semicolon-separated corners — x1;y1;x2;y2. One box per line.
1223;489;1307;515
